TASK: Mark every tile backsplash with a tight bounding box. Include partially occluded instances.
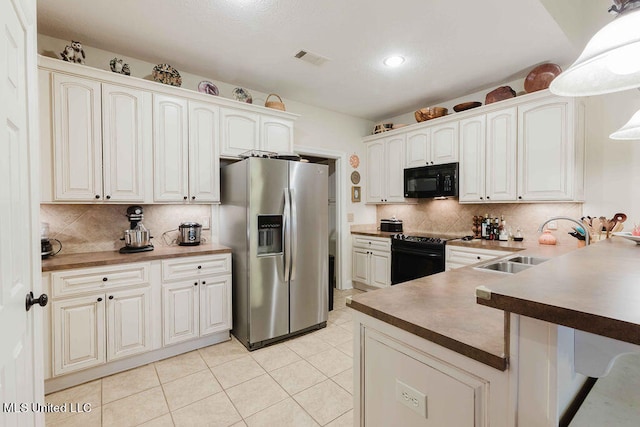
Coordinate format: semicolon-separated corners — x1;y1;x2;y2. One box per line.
40;204;213;254
377;200;584;245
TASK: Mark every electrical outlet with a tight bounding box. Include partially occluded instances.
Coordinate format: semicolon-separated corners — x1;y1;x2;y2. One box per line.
395;380;427;418
347;213;354;222
547;221;558;230
201;217;211;230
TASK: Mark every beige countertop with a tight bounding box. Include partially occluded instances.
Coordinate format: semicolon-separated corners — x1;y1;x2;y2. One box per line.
347;234;581;370
41;243;232;272
477;237;640;346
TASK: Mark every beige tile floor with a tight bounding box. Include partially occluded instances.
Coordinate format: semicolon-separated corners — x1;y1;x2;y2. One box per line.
45;289;362;427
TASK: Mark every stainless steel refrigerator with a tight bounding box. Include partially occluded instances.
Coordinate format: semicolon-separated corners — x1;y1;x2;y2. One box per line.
220;157;328;350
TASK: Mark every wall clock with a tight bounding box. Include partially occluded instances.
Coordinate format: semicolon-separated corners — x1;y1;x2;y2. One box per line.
350;171;361;185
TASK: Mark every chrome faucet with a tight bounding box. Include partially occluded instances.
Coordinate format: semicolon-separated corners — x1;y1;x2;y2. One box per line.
538;216;590;246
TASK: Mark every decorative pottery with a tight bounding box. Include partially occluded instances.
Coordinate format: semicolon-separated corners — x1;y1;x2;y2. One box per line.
453;101;482;112
197;81;219;96
232;87;253;103
485;86;516;104
110;58;130;75
349;154;360;169
538;230;557;245
152;64;182;87
350;171;361;185
60;41;85;64
415;107;447;122
524;63;562;93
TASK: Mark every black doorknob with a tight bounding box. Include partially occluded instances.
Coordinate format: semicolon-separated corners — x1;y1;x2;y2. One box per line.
25;292;48;311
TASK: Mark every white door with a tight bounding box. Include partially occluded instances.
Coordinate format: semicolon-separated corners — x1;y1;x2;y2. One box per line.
431;122;459;164
459;115;486;202
0;0;43;424
219;108;260;157
52;74;102;201
52;296;106;375
486;108;517;201
365;141;385;203
518;99;573;201
261;116;293;154
106;287;152;361
153;94;189;202
385;135;406;202
163;281;199;346
188;101;219;202
369;252;390;288
199;276;232;336
352;249;370;285
102;83;149;202
405;129;430;167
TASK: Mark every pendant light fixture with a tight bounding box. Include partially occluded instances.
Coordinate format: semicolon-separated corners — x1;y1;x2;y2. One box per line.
549;0;640;96
550;0;640;140
609;108;640;139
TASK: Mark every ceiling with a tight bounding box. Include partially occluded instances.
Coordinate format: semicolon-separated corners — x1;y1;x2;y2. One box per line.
37;0;600;121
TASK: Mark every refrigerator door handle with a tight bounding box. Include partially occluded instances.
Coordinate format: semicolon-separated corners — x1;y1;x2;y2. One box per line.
290;188;297;280
283;188;291;281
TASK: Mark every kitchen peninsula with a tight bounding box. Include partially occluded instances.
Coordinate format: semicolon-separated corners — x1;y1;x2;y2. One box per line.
347;236;640;426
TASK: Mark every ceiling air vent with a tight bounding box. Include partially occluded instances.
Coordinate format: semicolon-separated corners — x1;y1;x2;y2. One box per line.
294;50;330;66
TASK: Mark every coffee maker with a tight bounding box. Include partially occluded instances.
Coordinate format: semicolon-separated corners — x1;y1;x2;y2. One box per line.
119;206;154;254
41;222;62;259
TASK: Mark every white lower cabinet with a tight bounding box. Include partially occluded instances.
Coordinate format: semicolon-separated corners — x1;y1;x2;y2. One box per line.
44;253;232;390
351;236;391;288
353;313;512;427
52;286;151;376
445;245;511;271
162;254;232;346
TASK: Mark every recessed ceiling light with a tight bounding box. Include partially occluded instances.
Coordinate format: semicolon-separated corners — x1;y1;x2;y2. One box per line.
383;56;405;67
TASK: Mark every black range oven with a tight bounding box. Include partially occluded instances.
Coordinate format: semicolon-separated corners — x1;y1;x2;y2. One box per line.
391;234;452;285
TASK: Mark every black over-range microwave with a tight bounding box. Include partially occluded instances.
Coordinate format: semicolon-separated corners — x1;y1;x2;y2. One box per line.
404;162;458;198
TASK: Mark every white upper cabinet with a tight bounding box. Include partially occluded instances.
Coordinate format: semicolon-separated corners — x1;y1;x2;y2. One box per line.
102;84;150;202
188;101;220;203
518;98;575;201
459;115;486;202
47;73;151;203
431;121;459;164
405;129;430;167
460;108;517;202
261;116;294;154
153;94;190;202
486;108;517;201
220;108;260;157
366;140;385;203
365;135;406;203
39;56;298;204
405;123;458;168
52;74;103;201
219;108;294;157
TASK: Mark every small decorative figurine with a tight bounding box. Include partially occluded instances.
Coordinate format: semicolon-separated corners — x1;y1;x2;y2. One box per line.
110;58;131;75
60;41;85;64
152;64;182;87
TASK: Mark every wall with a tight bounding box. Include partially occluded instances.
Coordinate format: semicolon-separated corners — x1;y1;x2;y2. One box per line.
40;204;213;253
376;200;583;246
37;34;376;288
583;90;640;225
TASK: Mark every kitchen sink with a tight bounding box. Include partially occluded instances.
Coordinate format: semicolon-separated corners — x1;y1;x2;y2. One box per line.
507;256;549;265
474;261;533;274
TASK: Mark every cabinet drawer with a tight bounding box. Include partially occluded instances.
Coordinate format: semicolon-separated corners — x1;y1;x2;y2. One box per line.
51;263;150;298
352;236;391;252
162;254;231;282
446;246;509;266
